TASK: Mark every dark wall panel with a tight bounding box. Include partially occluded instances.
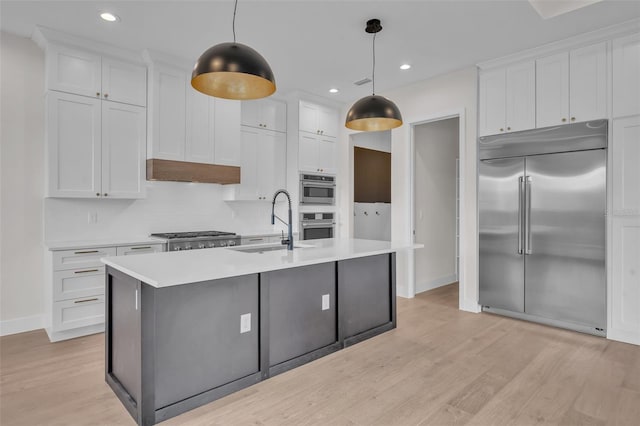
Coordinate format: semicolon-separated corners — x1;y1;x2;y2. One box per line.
354;147;391;203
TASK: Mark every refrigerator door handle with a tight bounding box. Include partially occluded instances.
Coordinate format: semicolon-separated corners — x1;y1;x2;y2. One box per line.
525;176;532;255
518;176;524;254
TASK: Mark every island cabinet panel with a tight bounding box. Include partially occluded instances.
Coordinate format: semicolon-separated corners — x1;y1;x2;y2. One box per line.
338;253;396;346
153;275;260;409
264;262;338;370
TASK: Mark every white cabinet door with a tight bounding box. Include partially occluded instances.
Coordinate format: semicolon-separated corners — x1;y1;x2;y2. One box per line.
185;89;215;164
46;91;102;198
506;61;535;132
610;218;640;345
478;68;506;136
151;66;186;160
613;33;640;118
241;99;286;132
237;127;260;199
260;99;287;132
47;45;101;99
214;98;241;166
299;133;319;172
101;57;147;107
257;130;286;197
317;105;339;137
570;42;607;123
612;116;640;214
317;137;337;174
101;102;146;199
536;52;570;128
299;101;319;135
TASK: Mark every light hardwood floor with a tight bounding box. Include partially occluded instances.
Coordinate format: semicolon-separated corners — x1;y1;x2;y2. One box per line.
2;283;639;425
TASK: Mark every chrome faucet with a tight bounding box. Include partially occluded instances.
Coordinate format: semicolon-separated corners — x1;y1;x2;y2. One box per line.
271;189;294;250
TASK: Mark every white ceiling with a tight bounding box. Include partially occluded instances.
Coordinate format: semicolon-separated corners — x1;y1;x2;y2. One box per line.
2;0;640;103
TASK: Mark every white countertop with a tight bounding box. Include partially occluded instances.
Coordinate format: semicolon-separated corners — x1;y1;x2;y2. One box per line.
102;238;418;288
44;236;166;251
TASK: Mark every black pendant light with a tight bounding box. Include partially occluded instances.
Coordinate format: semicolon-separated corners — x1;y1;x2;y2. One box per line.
345;19;403;132
191;0;276;100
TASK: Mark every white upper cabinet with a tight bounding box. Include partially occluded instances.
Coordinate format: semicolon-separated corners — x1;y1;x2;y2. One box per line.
241;98;286;133
150;65;187;161
506;61;536;132
46;91;146;199
570;42;607;123
226;127;286;200
47;45;146;107
299;101;339;138
613;33;640;118
214;99;241;166
148;63;241;166
537;42;607;128
101;102;146;198
46;91;101;198
298;133;336;174
478;62;534;136
536;52;570;128
101;57;147;107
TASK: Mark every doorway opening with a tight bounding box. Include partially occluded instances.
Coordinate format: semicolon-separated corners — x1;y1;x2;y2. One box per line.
412;116;460;295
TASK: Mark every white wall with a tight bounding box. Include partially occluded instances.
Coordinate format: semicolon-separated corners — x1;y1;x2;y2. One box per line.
352;130;391;153
0;32;46;332
414;118;459;293
339;66;478;310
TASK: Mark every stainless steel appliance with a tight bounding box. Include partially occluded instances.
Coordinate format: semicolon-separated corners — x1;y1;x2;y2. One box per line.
479;120;607;336
300;212;335;240
300;173;336;205
150;231;241;251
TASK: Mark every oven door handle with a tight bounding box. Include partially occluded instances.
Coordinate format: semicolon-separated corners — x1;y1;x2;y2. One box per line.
301;223;336;228
301;181;336;188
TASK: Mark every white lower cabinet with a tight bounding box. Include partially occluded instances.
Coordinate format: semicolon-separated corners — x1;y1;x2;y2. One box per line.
46;242;165;342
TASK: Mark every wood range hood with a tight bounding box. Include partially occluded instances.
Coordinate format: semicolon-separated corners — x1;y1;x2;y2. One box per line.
146;159;240;184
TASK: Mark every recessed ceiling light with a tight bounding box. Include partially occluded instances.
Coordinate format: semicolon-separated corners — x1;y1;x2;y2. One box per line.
329;88;339;94
100;12;119;22
400;64;411;70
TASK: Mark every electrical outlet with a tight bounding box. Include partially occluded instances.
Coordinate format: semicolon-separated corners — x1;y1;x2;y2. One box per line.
88;211;98;224
322;294;330;311
240;313;251;333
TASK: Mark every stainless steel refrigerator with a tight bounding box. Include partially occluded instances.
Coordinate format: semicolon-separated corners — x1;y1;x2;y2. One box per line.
478;120;607;336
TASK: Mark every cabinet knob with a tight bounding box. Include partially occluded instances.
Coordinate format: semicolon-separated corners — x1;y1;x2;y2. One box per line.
507;127;511;131
571;117;576;122
562;118;567;122
500;128;504;132
96;193;100;197
103;193;108;197
96;92;100;97
104;93;108;98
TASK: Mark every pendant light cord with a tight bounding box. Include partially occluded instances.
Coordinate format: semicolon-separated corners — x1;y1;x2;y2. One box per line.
372;32;376;95
232;0;238;43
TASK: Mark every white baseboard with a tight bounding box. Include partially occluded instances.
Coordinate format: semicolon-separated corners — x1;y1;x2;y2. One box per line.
45;323;104;342
396;284;410;299
460;298;482;313
416;274;458;294
607;328;640;346
0;314;44;336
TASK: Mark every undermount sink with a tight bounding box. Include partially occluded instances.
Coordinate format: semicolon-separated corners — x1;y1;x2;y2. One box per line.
230;243;314;254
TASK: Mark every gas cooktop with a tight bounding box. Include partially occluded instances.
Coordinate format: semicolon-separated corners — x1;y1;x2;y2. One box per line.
150;231;236;240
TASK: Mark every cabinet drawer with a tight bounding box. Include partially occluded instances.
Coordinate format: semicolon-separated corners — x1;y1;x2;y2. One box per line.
116;244;164;256
53;247;116;271
53;296;105;331
53;267;105;302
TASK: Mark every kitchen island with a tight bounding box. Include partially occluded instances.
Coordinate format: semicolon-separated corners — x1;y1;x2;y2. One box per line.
102;238;412;426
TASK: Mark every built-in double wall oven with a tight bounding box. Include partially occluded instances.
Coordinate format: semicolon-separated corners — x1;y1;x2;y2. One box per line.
299;173;335;205
300;212;335;240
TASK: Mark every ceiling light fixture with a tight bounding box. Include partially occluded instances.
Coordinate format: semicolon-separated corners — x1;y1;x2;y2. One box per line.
345;19;402;132
329;88;339;94
400;64;411;70
191;0;276;100
100;12;119;22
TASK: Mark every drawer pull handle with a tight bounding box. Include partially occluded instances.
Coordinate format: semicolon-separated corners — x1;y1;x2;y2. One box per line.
74;269;99;274
74;250;99;254
130;246;152;250
74;298;99;304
